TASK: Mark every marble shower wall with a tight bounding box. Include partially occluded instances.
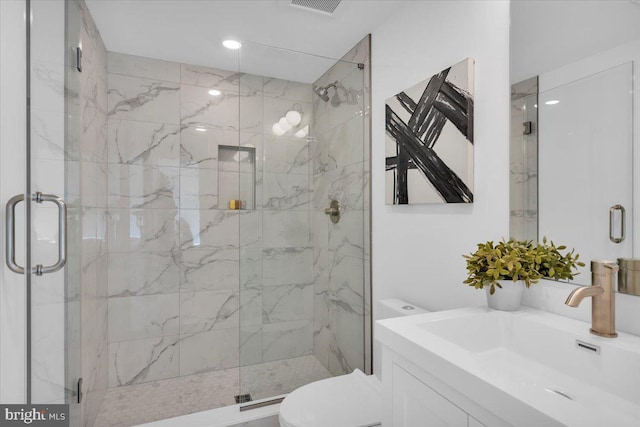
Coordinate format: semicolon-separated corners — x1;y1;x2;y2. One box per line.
105;52;314;388
311;36;371;376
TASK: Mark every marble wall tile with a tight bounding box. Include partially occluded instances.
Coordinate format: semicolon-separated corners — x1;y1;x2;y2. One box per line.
107;164;179;209
262;284;313;324
108;252;180;297
108;294;180;342
324;115;364;171
31;61;65;113
240;324;263;366
262;78;312;103
107;119;180;166
180;127;230;168
262;320;313;363
107;74;180;124
218;171;256;211
239;287;262;327
32;109;73;161
180;167;218;209
328;253;364;316
328;305;364;376
327;211;364;258
262;173;311;211
239;210;262;249
179;329;239;375
108;335;180;387
179;209;239;251
180;249;238;292
181;84;262;131
181;63;262;95
262;247;313;287
179;290;239;335
108;52;180;83
263;211;312;248
107;209;179;252
239;248;263;289
263;135;310;175
320;163;367;211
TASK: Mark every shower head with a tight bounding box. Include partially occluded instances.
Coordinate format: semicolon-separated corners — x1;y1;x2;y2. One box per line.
313;85;331;102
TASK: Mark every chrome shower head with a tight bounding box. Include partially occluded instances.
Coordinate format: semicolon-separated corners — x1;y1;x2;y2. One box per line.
313;85;330;102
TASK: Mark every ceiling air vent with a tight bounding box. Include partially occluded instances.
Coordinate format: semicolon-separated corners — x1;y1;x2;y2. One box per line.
290;0;342;15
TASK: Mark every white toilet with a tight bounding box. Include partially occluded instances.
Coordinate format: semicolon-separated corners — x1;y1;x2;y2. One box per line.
279;299;429;427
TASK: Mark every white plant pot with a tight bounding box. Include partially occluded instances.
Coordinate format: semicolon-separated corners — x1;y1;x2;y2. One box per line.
485;280;525;311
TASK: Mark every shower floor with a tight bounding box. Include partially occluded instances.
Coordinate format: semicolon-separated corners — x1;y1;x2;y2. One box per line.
94;355;332;427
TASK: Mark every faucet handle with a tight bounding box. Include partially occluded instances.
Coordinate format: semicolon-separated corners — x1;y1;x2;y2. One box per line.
591;260;619;274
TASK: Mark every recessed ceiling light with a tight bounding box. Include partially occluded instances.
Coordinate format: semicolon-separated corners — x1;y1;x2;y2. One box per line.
545;100;560;105
195;127;207;132
223;39;241;50
208;89;222;96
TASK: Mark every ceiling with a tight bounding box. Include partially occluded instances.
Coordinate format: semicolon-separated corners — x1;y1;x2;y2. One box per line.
85;0;405;83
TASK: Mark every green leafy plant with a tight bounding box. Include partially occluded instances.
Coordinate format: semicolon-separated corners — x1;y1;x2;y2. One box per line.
463;237;585;295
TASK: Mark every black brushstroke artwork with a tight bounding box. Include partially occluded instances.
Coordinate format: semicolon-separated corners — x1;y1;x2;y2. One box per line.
385;59;474;204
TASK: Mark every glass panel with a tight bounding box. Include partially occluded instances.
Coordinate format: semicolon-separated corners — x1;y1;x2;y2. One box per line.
29;0;82;423
238;41;369;403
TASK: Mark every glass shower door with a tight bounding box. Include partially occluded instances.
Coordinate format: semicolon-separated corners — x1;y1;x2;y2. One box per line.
237;40;370;405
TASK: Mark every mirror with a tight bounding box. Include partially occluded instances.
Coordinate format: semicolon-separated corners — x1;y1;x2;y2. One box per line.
509;0;640;285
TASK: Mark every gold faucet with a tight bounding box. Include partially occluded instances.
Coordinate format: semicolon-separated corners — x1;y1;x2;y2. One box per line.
565;260;618;338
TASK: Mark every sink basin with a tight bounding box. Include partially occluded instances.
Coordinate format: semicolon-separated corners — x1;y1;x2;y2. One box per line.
376;307;640;426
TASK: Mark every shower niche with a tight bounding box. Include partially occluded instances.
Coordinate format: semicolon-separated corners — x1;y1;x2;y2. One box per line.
218;145;256;210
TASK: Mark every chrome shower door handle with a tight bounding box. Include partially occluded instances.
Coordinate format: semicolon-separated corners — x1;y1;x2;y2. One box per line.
4;192;67;275
609;204;625;243
5;194;26;274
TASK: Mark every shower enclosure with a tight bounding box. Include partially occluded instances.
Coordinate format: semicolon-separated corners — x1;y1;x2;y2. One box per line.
0;1;371;425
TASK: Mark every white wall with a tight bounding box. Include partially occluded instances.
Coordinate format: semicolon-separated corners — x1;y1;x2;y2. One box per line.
371;0;510;374
371;0;510;309
511;0;640;83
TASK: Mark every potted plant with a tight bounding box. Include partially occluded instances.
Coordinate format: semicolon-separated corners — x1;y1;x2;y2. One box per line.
463;238;584;310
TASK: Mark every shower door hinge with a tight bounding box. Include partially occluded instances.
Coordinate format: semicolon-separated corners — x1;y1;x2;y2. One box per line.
77;378;83;404
76;47;83;72
358;63;365;70
523;121;533;135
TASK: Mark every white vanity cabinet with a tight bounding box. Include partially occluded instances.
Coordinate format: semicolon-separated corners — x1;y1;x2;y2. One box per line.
385;354;489;427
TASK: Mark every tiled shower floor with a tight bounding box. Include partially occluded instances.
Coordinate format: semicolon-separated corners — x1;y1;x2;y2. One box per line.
94;355;332;427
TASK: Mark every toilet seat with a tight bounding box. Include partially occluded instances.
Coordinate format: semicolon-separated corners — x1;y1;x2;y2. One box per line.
279;369;381;427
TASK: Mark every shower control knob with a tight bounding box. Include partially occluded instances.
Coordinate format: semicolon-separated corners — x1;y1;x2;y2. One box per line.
324;200;341;223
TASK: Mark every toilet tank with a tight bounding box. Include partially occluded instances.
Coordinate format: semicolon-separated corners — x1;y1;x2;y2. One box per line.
374;299;429;379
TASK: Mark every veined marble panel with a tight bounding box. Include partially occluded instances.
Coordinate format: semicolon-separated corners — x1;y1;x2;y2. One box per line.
180;249;238;292
327;210;364;258
179;290;239;335
108;52;180;83
31;61;65;113
108;294;180;342
262;247;313;287
239;287;262;327
262;320;313;363
181;84;262;132
239;324;262;366
262;283;313;324
108;335;180;387
107;209;179;253
262;173;311;211
179;329;239;375
263;135;310;175
239;210;262;249
328;303;364;376
107;164;179;209
179;209;239;251
107;119;180;166
108;252;180;297
32;108;74;161
180;167;218;209
263;211;312;248
314;163;367;211
239;247;263;289
181;63;262;95
107;74;180;124
262;78;312;103
328;253;364;315
325;115;364;170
